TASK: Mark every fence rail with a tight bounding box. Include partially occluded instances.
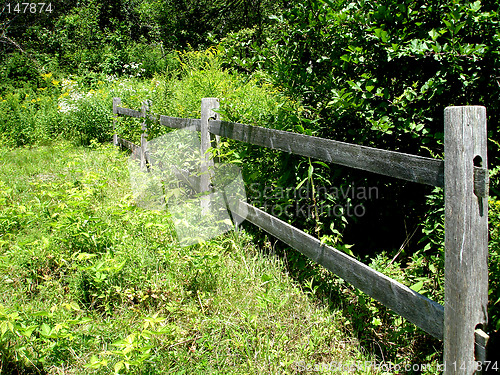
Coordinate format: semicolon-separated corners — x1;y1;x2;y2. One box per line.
112;97;490;374
232;199;445;339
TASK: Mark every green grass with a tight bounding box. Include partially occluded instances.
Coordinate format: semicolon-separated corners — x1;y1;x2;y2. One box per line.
0;143;384;374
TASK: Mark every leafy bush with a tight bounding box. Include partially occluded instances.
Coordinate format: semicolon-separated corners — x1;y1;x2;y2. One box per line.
64;93;113;145
0;53;42;89
148;46;302;126
488;181;500;331
248;0;499;149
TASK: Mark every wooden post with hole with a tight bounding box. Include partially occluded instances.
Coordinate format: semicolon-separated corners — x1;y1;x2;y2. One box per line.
113;97;121;147
200;98;220;213
140;100;150;171
444;106;489;374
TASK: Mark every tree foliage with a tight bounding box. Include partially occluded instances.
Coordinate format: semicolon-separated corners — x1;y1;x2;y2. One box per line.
242;0;500;157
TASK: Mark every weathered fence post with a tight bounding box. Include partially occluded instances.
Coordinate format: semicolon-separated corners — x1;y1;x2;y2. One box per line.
200;98;220;212
113;97;121;147
140;100;150;171
444;106;488;374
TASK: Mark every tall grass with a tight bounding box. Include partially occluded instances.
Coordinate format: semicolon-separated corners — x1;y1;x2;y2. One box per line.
0;143;379;374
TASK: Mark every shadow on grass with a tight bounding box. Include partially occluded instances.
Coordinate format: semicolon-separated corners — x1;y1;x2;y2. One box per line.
0;356;47;375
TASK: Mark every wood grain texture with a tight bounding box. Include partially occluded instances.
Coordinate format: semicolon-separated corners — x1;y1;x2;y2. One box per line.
112;97;121;146
116;106;142;118
444;106;488;374
473;167;489;198
112;97;121;115
200;99;219;213
115;136;141;159
111;99;491;363
230;200;445;339
474;329;489;365
115;107;489;193
154;114;201;131
140;101;150;171
210;120;445;186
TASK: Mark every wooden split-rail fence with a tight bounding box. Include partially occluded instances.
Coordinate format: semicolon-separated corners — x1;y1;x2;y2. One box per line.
112;97;491;374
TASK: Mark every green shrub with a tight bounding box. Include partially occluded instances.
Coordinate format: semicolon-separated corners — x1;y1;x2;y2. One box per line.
488;169;500;331
0;53;42;89
64;94;113;145
125;43;178;78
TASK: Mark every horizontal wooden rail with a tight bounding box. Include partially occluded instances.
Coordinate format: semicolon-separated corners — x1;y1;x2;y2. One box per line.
210;120;444;186
116;107;202;131
115;136;139;151
230;199;445;339
209;120;487;194
115;104;488;195
116;106;142;118
152;114;201;131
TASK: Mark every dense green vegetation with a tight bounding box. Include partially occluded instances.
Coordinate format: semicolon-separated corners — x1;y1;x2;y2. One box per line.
1;143;382;374
1;0;500;372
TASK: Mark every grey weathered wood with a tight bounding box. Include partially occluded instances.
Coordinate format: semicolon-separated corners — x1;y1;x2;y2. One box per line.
152;114;201;131
473;167;489;198
115;104;488;192
141;101;149;127
474;329;489;365
112;97;121;146
111;98;492;363
230;200;445;339
200;98;220;212
140;101;149;171
116;106;142;118
209;120;445;186
113;97;121;115
171;166;202;193
115;136;141;159
444;106;488;374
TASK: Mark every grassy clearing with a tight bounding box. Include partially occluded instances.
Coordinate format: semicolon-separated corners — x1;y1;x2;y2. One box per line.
0;143;383;374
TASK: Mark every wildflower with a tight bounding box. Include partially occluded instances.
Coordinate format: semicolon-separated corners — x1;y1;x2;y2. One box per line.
42;72;53;79
52;80;59;86
38;87;47;91
31;99;36;103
